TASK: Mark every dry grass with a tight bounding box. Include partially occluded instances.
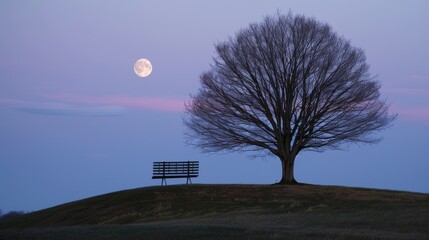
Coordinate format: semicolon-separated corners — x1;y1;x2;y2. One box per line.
1;184;428;239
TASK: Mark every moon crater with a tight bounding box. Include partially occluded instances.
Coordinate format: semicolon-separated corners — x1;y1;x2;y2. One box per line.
134;58;152;77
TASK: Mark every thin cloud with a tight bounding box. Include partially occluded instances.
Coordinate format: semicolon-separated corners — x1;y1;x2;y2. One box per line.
17;104;125;116
382;88;429;96
49;94;185;112
390;106;429;124
410;75;429;82
1;94;186;116
382;75;429;96
0;99;125;116
0;98;26;105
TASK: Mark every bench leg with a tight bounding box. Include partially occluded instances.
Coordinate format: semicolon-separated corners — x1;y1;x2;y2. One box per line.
186;177;192;185
161;178;167;186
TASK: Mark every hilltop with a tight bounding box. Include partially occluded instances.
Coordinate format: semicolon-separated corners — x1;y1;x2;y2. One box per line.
1;184;428;239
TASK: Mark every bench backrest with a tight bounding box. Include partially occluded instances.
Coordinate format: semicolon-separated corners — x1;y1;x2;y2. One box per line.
152;161;199;178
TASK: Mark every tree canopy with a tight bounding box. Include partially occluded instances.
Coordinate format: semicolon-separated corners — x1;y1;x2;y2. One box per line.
184;12;396;184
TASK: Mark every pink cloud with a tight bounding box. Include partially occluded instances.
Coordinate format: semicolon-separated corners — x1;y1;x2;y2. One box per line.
390;106;429;124
382;88;429;96
49;94;185;112
382;75;429;96
410;75;429;82
0;98;125;116
400;108;429;124
0;98;26;105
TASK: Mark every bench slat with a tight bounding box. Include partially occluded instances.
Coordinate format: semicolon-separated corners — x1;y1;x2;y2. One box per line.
152;161;199;185
152;175;198;179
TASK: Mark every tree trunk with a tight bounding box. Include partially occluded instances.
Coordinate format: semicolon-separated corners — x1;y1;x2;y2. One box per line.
278;155;298;184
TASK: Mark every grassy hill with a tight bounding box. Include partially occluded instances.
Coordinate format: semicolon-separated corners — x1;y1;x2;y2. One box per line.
1;184;428;239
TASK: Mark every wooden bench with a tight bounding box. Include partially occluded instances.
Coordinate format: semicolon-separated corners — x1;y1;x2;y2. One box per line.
152;161;199;186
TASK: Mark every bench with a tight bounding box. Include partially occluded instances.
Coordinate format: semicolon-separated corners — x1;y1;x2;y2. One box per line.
152;161;199;186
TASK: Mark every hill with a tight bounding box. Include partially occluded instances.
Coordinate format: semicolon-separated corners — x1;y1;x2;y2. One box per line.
1;184;428;239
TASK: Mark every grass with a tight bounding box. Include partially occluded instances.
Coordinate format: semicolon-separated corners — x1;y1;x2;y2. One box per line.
1;184;428;239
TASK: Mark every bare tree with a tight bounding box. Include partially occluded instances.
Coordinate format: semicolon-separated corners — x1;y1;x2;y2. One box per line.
184;12;396;184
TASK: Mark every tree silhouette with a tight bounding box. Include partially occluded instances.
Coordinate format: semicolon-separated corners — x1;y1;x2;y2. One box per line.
184;12;396;184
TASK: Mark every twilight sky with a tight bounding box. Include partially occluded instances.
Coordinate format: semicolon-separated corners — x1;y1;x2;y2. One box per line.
1;0;428;213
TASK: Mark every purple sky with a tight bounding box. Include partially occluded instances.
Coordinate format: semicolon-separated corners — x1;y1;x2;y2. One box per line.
1;1;428;213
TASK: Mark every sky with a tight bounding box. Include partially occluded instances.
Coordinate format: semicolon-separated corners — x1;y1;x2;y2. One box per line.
1;0;428;213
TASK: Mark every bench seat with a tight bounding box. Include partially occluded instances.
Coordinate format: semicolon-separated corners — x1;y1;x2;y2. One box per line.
152;161;199;185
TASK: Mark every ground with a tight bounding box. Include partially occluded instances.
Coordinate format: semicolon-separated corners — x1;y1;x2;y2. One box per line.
1;184;428;239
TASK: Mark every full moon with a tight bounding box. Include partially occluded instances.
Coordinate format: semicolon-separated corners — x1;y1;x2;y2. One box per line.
134;58;152;77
